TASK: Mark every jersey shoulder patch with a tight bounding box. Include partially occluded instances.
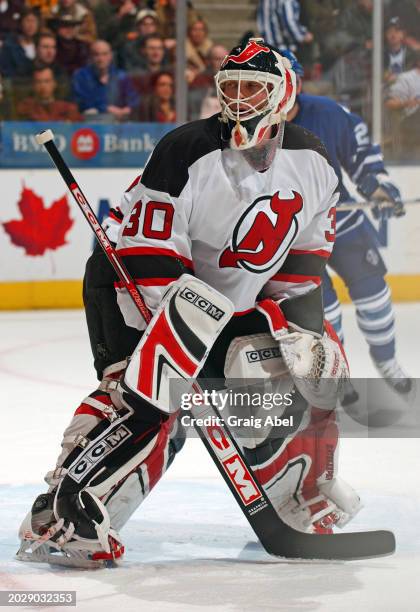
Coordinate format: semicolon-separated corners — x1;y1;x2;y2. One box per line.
283;122;332;168
141;114;222;197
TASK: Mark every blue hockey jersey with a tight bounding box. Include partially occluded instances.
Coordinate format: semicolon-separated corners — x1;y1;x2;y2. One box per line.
292;94;386;236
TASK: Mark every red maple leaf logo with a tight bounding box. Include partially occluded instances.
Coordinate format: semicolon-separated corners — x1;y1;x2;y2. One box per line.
2;185;74;256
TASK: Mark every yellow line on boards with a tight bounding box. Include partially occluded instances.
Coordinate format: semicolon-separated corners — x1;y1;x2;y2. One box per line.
0;280;84;310
332;274;420;303
0;276;419;310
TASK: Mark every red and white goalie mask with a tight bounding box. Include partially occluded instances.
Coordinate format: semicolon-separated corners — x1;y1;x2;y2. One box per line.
215;38;297;150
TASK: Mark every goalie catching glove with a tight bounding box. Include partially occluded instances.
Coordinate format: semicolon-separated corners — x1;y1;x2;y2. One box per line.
256;298;349;409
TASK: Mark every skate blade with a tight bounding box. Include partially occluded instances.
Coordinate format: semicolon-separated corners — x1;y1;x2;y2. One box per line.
16;543;110;569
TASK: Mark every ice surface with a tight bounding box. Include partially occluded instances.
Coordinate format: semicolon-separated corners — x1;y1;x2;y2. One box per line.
1;305;419;611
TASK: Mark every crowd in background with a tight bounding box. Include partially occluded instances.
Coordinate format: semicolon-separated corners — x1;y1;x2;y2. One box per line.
0;0;419;157
257;0;420;156
0;0;219;123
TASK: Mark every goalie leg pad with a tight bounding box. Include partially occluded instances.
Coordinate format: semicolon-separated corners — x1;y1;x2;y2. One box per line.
248;406;361;533
18;386;185;568
48;363;127;483
18;412;184;567
123;274;234;413
101;413;185;530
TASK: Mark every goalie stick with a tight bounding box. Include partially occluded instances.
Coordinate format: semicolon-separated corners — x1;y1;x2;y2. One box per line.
36;129;396;561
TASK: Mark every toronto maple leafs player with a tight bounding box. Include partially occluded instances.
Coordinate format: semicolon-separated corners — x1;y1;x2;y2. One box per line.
285;57;412;402
17;38;361;568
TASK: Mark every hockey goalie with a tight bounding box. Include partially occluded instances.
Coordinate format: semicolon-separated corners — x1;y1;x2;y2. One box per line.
17;39;362;568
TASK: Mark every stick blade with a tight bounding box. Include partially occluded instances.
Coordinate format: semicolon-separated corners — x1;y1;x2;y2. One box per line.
264;526;396;560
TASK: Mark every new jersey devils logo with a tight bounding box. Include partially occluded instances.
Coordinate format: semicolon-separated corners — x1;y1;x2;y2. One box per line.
221;40;270;68
219;191;303;273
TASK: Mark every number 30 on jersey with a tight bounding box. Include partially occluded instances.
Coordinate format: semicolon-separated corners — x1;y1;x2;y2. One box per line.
122;200;174;240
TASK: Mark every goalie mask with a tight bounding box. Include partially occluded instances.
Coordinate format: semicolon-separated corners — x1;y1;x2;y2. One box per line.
215;38;297;150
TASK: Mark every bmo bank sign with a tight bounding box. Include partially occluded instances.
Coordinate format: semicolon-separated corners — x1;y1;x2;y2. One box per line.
1;121;175;168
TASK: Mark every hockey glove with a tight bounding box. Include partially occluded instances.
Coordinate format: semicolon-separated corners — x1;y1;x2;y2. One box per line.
256;299;349;410
357;173;405;220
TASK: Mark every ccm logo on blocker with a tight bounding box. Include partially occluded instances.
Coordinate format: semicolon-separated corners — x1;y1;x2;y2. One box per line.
69;425;132;483
179;288;226;321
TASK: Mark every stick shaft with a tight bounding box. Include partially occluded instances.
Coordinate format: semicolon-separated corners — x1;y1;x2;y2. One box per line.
41;136;152;324
338;198;420;211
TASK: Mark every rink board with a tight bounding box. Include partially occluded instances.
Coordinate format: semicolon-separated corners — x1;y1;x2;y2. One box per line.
1;166;419;309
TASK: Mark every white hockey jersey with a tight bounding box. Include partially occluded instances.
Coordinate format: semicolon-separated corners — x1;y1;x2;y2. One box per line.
113;115;339;331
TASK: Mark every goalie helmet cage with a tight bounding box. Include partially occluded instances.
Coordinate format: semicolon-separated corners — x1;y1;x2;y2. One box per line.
35;129;396;561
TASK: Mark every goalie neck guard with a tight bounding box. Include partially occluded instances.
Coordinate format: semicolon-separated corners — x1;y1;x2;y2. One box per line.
215;38;297;150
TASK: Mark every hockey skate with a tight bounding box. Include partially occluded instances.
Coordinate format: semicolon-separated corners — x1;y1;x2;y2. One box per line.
340;357;416;428
16;492;124;569
340;379;360;407
374;357;415;399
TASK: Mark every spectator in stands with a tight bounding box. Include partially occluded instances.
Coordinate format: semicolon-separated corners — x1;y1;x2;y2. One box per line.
132;8;160;42
198;43;228;119
0;0;25;44
121;9;160;69
126;33;170;74
186;19;213;75
126;33;171;95
0;8;40;78
257;0;313;54
138;70;175;122
335;0;373;55
386;50;420;151
34;32;67;81
301;0;348;71
94;0;139;44
53;13;90;75
384;17;417;85
16;66;81;120
156;0;200;53
49;0;97;43
72;39;139;121
387;0;420;51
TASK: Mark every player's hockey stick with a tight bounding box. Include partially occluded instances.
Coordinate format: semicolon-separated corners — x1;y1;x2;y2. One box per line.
338;198;420;211
37;129;395;561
